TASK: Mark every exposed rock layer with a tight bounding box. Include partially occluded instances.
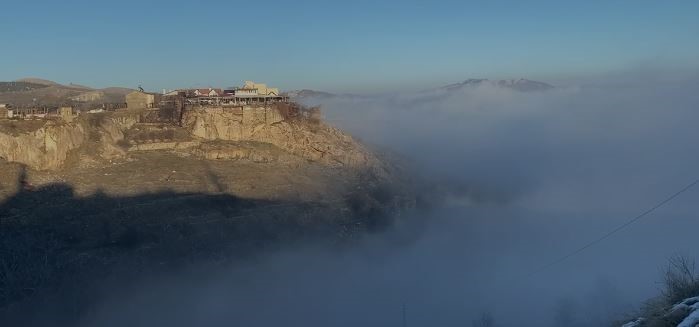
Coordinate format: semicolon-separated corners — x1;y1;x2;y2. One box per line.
0;106;382;172
0;113;137;170
0;122;85;170
182;106;380;168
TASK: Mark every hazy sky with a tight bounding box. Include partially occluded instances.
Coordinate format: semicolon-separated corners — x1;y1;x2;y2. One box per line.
2;0;698;92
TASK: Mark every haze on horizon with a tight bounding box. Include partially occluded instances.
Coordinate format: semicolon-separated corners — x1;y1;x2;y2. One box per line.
2;0;699;93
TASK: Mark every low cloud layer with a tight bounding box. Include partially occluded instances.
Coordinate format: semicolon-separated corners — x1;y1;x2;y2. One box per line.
81;71;699;327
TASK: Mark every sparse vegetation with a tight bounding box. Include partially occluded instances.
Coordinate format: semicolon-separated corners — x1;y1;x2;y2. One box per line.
617;256;699;327
663;256;699;304
0;82;49;93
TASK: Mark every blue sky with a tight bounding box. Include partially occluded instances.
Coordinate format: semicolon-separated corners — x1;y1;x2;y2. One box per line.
1;0;698;92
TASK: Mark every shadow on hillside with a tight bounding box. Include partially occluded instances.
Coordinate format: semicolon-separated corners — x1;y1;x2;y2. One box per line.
0;166;394;325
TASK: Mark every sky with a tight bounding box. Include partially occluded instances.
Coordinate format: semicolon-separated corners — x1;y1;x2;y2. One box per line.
1;0;698;92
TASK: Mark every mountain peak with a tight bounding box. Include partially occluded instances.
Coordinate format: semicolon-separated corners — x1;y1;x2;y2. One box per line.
442;78;554;92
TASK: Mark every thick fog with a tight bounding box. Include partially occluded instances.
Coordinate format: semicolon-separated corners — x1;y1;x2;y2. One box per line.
81;71;699;327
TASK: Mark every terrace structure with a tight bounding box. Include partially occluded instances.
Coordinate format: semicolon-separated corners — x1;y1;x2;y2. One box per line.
164;81;288;106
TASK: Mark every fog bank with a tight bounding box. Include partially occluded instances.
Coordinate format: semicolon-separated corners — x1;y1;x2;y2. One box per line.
82;72;699;327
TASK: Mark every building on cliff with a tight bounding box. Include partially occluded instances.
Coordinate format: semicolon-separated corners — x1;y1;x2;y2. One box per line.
220;81;285;104
239;81;280;96
158;82;288;108
193;88;223;97
168;81;288;106
126;91;158;109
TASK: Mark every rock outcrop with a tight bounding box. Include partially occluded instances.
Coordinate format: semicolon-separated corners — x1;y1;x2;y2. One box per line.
0;121;86;170
0;105;384;172
0;113;138;170
182;106;381;169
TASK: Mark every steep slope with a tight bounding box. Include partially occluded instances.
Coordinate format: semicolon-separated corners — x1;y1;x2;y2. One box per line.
0;113;137;170
181;106;381;170
0;104;414;323
0;104;386;174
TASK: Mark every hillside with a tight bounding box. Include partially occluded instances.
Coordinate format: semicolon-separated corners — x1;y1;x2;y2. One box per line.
0;78;134;105
0;103;414;322
15;77;61;86
0;81;50;93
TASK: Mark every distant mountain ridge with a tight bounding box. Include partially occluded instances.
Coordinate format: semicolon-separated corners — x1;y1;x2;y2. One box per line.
288;78;555;101
286;89;337;99
441;78;554;92
15;77;61;86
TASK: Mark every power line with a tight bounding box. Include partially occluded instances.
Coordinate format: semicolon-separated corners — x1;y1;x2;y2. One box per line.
529;178;699;276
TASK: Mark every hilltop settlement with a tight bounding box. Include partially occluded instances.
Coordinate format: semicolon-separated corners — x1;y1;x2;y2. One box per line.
0;80;289;120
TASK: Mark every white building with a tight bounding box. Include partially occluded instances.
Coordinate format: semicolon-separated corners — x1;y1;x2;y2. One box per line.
193;88;222;97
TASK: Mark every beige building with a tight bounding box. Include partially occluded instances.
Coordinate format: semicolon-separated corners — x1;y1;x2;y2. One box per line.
126;91;156;109
242;81;279;96
58;106;74;122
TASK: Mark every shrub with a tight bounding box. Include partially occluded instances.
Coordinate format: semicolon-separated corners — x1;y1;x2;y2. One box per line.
663;256;699;304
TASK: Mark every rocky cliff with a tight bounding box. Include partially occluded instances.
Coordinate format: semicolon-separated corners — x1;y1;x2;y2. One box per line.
0;122;85;170
181;106;382;169
0;113;137;170
0;105;384;173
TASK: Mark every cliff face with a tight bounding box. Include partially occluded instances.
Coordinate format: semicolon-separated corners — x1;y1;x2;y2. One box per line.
182;106;381;169
0;114;138;170
0;106;383;172
0;122;86;170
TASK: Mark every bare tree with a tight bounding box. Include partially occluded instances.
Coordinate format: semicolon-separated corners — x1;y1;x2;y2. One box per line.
663;256;699;303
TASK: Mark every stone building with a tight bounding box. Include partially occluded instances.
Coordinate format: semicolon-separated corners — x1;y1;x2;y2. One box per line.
58;106;74;122
126;91;156;109
242;81;280;96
